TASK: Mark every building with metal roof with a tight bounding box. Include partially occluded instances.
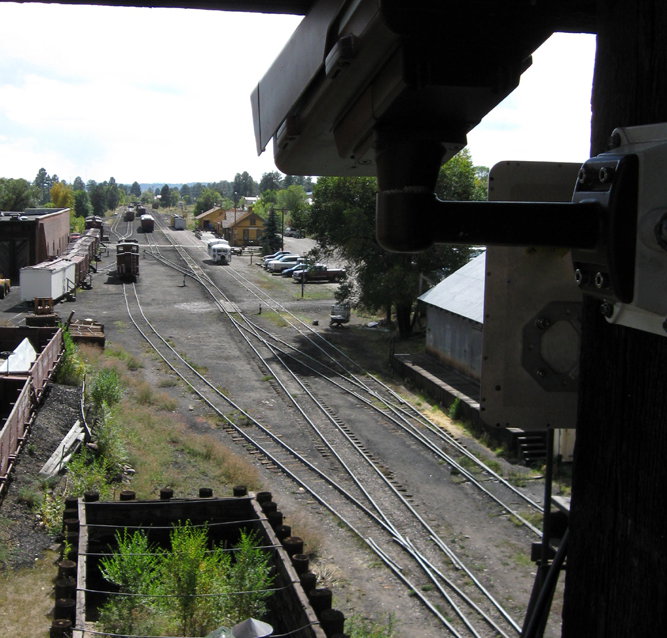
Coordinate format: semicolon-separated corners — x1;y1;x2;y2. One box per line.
418;252;486;380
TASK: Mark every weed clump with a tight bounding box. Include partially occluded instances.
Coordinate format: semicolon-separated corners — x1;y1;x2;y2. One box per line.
97;523;274;636
55;327;86;385
90;368;122;411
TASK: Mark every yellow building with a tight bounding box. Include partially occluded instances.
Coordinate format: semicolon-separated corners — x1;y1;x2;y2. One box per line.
215;210;265;247
194;206;227;231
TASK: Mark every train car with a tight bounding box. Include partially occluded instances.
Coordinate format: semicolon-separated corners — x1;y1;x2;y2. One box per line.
123;207;135;221
137;205;147;216
83;227;101;252
20;258;77;302
66;230;99;265
140;214;154;233
84;215;104;230
116;239;140;281
65;253;92;289
210;242;232;265
172;214;186;230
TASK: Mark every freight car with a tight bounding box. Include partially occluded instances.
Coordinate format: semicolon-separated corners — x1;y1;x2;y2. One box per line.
116;239;140;281
84;215;104;230
123;207;135;221
0;326;63;498
140;214;155;233
20;258;77;302
19;228;100;305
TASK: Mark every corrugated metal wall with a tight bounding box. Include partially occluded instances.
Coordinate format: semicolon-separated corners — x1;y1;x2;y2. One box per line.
425;307;482;380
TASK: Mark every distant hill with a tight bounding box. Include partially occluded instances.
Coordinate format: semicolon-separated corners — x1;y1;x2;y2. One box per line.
139;183;198;192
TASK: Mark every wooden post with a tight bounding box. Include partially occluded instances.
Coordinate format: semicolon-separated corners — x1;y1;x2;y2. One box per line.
562;3;667;636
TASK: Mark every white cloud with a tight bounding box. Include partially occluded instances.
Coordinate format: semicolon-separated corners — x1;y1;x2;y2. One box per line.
0;3;302;184
0;5;596;185
467;32;597;168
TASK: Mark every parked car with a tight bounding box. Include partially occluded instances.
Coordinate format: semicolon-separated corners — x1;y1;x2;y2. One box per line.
281;262;310;277
283;227;302;238
267;255;305;273
293;264;347;283
262;251;293;268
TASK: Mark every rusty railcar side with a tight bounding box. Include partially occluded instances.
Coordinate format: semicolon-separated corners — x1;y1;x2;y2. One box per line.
0;327;63;496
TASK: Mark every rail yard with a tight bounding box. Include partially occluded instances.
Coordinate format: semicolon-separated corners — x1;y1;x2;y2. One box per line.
2;207;557;638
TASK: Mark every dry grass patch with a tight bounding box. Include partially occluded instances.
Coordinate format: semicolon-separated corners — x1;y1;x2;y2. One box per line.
119;400;262;499
281;507;324;559
0;549;57;637
132;381;179;411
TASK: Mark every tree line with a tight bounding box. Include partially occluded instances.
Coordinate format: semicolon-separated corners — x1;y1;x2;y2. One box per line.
0;168;314;218
1;150;488;339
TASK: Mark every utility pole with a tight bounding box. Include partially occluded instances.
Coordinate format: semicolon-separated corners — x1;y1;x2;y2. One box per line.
562;3;667;636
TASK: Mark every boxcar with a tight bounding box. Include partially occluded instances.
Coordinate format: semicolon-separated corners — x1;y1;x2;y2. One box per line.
20;258;77;302
116;240;140;281
140;214;154;233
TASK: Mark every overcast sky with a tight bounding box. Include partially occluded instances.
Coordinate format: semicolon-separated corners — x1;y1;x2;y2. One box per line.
0;3;596;186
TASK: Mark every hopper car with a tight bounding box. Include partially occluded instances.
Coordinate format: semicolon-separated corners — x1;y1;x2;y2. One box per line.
116;239;140;281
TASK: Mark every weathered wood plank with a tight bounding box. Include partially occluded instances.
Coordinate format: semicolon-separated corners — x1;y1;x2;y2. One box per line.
39;420;84;478
563;2;667;636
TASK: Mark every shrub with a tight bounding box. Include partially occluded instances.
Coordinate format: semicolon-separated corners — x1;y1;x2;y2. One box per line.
96;522;275;637
94;405;128;477
97;529;164;635
55;327;86;385
90;368;122;410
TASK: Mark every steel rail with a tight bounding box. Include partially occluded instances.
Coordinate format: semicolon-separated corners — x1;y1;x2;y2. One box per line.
229;318;543;533
134;217;528;635
120;282;477;637
205;251;543;515
152;223;541;548
126;254;520;633
152;233;538;535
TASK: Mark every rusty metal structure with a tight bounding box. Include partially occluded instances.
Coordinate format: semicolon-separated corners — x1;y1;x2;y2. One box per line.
20;228;100;306
0;326;64;498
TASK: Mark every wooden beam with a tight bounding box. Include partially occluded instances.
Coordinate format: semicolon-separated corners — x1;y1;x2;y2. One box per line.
562;2;667;636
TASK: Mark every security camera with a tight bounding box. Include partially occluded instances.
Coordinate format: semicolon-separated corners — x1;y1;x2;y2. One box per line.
251;0;547;181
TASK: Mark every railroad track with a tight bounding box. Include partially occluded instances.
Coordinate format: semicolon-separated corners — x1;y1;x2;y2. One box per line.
120;213;547;637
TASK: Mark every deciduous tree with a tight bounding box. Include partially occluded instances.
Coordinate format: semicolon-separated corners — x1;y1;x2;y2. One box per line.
50;181;74;209
0;177;37;210
232;171;258;201
130;181;142;198
259;171;283;193
194;187;227;216
310;151;478;338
